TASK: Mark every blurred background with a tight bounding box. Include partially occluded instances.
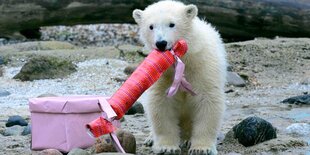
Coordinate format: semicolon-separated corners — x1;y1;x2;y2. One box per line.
0;0;309;46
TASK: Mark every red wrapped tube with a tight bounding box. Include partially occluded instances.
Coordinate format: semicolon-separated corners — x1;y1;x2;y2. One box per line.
110;40;188;119
87;40;188;138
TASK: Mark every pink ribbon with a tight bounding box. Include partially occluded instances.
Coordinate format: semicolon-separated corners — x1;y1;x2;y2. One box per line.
167;50;196;97
87;98;126;153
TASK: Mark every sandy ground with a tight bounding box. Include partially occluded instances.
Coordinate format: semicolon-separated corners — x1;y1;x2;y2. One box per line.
0;37;309;155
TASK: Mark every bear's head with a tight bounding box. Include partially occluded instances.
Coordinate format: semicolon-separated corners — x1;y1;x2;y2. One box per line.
133;1;198;51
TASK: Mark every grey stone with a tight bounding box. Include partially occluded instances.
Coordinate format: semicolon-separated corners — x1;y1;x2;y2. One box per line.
96;153;134;155
3;125;24;136
0;67;3;77
37;93;58;98
0;90;10;97
95;129;136;154
226;72;246;87
0;56;4;65
286;123;310;136
232;116;277;147
6;115;28;127
124;64;138;75
13;55;77;81
126;102;144;115
227;64;233;71
0;41;75;53
68;148;90;155
37;149;63;155
118;44;144;62
21;124;31;136
281;94;310;105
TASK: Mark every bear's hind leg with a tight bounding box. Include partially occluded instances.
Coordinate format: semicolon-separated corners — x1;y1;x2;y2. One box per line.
188;92;225;155
148;97;181;155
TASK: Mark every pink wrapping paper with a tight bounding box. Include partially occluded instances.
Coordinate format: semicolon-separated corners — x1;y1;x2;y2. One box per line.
29;95;114;152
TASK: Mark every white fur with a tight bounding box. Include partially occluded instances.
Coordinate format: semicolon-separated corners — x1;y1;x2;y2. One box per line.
133;1;227;155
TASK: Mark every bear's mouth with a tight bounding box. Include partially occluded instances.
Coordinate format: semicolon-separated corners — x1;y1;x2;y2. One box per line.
157;48;172;52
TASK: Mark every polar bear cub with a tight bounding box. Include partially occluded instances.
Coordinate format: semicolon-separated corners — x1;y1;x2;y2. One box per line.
132;1;227;155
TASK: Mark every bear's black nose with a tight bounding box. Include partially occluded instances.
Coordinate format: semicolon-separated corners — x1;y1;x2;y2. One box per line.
156;40;167;52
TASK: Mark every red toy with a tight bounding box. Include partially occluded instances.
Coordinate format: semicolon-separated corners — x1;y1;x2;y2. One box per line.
87;40;195;152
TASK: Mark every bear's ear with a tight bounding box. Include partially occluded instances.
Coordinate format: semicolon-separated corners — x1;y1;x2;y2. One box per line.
184;4;198;20
133;9;143;24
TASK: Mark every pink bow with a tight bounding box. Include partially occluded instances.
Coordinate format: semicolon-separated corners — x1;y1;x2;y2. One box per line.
167;50;196;97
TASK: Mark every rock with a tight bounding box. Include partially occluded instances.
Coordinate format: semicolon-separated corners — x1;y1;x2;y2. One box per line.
226;72;246;87
120;117;125;122
68;148;90;155
13;55;77;81
6;115;28;127
124;64;138;75
95;130;136;154
3;125;24;136
238;72;249;81
126;102;144;115
118;44;144;62
0;56;4;65
281;94;310;105
232;116;277;147
0;41;75;53
227;64;233;71
37;149;63;155
0;67;3;77
37;93;58;98
21;124;31;136
96;153;134;155
286;123;310;136
111;77;127;83
301;78;310;85
41;24;140;47
225;89;234;93
0;90;10;97
225;153;242;155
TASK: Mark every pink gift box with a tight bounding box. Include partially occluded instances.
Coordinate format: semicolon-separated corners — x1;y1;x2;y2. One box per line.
29;95;108;152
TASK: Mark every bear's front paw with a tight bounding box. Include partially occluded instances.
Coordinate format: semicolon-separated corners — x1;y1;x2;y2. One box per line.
188;145;217;155
153;145;181;155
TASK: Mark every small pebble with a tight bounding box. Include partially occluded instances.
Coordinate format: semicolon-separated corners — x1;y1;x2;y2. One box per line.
226;65;233;71
68;148;90;155
21;124;31;136
37;93;58;98
0;56;4;65
0;67;3;77
225;89;234;93
124;64;138;75
95;129;136;154
38;149;63;155
286;123;310;136
96;153;134;155
0;90;10;97
226;72;246;87
3;125;24;136
126;102;144;115
6;115;28;127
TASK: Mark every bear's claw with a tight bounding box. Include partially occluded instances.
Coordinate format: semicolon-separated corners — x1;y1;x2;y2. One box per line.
188;148;216;155
153;146;181;155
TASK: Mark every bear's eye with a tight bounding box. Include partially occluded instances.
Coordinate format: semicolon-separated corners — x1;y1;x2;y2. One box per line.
169;23;175;28
149;25;153;30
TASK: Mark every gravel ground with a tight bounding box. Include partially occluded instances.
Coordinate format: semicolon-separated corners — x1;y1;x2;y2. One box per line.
0;37;309;155
0;59;128;117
